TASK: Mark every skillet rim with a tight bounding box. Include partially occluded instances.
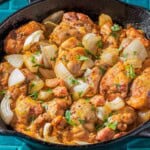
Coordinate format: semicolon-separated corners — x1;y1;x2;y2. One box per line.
0;0;150;148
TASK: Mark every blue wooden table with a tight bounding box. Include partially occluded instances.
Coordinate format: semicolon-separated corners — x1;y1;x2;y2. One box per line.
0;0;150;149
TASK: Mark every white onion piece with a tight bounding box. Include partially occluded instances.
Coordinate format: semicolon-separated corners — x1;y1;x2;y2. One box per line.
100;48;119;66
0;92;13;124
82;33;101;55
96;105;111;121
5;54;23;68
84;68;92;77
43;123;52;139
106;97;125;111
41;45;57;68
121;39;148;66
54;61;74;87
73;80;89;97
8;69;25;87
74;141;90;145
23;30;43;50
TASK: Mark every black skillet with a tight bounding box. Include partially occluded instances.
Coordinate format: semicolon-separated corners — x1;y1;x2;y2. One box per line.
0;0;150;149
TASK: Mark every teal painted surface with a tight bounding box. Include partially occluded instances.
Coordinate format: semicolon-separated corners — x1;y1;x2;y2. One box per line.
0;0;150;149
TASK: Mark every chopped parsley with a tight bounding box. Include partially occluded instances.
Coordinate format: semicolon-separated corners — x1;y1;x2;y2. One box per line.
32;64;44;67
96;40;103;49
65;110;76;126
78;118;85;124
99;66;106;75
76;55;89;61
35;51;41;55
95;113;118;131
85;98;90;102
111;24;121;32
46;88;53;93
69;77;79;86
133;51;137;55
29;91;38;100
78;91;83;97
30;83;35;90
85;49;99;59
50;57;56;61
0;90;6;96
115;83;121;90
31;55;36;63
125;64;136;79
105;121;118;130
77;42;84;47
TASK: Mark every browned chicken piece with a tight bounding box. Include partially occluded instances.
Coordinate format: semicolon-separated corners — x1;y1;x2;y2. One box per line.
52;86;68;97
90;94;105;107
8;84;27;100
127;67;150;109
0;62;14;87
45;98;69;118
111;106;137;131
70;99;97;132
4;21;45;54
15;96;43;124
121;26;150;49
50;12;99;45
45;78;65;88
86;67;102;97
96;127;115;142
21;68;36;81
100;62;130;101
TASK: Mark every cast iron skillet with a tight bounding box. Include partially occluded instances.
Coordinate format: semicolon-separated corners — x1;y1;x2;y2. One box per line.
0;0;150;149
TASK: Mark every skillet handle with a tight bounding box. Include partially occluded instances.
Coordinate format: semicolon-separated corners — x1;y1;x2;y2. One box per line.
134;121;150;137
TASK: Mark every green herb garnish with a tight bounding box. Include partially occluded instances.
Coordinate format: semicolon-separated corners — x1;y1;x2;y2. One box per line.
31;55;36;63
35;51;41;55
85;98;90;102
65;110;76;126
111;24;121;32
69;77;79;85
32;64;44;67
78;91;83;97
125;64;136;79
0;90;6;96
76;55;89;61
50;57;56;61
46;88;53;93
96;40;103;49
30;91;38;100
133;51;137;55
77;42;84;47
99;67;106;75
115;83;121;90
105;121;118;130
78;119;85;124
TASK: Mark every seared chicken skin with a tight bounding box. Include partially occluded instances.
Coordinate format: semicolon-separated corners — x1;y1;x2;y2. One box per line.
127;67;150;109
50;12;99;45
100;62;130;101
4;21;45;54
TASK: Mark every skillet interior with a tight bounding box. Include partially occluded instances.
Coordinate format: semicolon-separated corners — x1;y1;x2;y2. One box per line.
0;0;150;149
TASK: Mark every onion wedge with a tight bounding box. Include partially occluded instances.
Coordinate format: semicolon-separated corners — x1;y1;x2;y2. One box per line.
8;68;25;87
5;54;23;68
54;61;74;87
0;92;13;124
23;30;43;50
